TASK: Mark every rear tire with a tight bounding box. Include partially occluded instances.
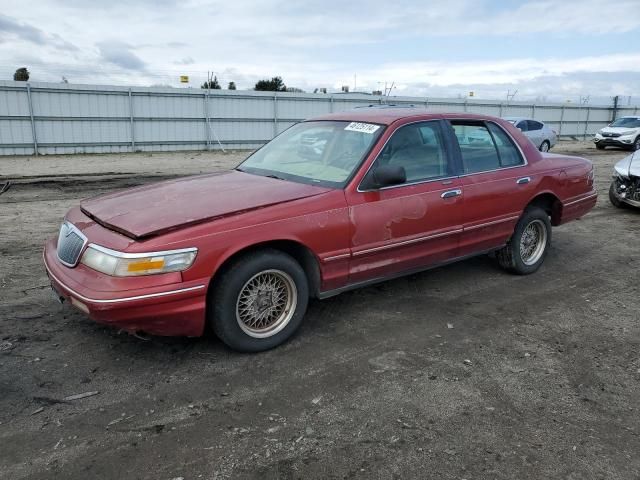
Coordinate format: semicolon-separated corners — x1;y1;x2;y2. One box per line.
609;182;626;208
539;141;550;152
496;207;551;275
209;249;309;352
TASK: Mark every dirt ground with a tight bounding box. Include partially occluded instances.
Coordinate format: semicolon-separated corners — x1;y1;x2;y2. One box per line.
1;142;639;480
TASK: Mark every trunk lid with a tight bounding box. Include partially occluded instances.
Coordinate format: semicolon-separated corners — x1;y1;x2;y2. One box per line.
80;170;331;239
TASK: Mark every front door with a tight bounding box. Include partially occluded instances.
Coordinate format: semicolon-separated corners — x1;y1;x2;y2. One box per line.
345;120;464;284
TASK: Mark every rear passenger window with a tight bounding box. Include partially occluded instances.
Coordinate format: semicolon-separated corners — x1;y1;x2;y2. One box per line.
527;120;543;131
452;122;524;173
376;122;450;183
487;123;525;167
452;123;500;173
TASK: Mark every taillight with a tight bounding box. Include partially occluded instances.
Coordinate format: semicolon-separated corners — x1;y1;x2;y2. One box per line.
587;168;594;187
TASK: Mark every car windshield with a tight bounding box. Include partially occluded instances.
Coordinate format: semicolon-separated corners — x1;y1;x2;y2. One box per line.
237;120;384;188
610;117;640;128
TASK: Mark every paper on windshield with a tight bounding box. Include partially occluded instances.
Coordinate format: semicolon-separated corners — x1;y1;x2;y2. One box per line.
344;122;380;134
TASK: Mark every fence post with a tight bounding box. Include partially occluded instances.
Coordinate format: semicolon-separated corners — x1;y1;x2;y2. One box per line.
329;94;334;113
499;102;503;117
559;105;565;137
531;104;536;119
583;107;590;140
273;93;278;138
612;95;619;122
128;88;135;152
25;83;38;155
204;90;211;151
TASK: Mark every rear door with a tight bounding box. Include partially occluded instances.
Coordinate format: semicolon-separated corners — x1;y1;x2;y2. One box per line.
448;120;534;256
345;120;464;284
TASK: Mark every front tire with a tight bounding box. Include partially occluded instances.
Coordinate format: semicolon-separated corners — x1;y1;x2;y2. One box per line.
539;140;550;152
496;207;551;275
210;249;309;352
631;137;640;151
596;143;605;150
609;182;626;208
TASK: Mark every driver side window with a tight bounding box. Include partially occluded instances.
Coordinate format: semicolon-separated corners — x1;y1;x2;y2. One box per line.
376;122;450;184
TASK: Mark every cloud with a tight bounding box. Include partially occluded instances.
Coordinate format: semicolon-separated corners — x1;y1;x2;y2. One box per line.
0;0;638;103
174;56;195;65
0;14;77;51
97;41;146;71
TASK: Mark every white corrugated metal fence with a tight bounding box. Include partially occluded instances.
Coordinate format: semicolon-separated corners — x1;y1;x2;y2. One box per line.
0;80;637;156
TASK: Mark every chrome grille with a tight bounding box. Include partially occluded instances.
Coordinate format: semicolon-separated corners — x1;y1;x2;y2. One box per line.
57;222;87;267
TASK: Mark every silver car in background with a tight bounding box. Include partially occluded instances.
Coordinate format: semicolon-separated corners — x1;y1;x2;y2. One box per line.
504;117;558;152
609;151;640;209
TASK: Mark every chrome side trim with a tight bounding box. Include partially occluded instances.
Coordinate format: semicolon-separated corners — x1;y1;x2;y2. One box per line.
45;257;205;304
322;253;351;262
352;228;463;257
464;215;520;232
563;193;597;207
87;243;198;259
319;246;504;299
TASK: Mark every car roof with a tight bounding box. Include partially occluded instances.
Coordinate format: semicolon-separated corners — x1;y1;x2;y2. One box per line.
310;106;503;126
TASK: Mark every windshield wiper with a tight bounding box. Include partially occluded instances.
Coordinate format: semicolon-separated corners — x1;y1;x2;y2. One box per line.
264;174;285;180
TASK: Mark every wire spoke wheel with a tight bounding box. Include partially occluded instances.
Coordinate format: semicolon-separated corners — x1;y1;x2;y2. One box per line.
236;269;297;338
519;219;547;266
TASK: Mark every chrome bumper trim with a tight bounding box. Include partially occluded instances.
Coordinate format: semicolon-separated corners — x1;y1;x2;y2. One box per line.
563;193;598;207
44;253;205;305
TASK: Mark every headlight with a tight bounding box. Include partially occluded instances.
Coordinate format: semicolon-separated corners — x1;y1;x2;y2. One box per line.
621;130;637;137
81;245;197;276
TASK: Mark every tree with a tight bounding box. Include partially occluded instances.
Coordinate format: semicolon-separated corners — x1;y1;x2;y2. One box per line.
13;67;29;81
228;81;236;90
254;76;286;92
201;76;221;89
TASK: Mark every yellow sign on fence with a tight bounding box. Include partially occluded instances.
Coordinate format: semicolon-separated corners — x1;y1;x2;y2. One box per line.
180;75;189;83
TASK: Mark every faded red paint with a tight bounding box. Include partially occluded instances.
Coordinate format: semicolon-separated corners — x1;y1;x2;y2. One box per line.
43;110;597;337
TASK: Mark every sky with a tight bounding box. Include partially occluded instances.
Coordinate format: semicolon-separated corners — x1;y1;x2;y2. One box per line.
1;0;639;104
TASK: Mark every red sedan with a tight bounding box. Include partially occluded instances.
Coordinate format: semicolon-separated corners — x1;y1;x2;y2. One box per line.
44;108;597;351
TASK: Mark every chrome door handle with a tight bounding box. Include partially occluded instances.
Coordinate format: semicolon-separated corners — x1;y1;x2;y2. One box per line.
441;189;462;199
517;177;531;185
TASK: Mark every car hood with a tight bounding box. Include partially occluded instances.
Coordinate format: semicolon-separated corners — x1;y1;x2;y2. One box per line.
80;170;332;239
600;126;640;135
614;151;640;178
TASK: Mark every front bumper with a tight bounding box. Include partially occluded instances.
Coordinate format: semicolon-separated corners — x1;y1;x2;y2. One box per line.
594;136;635;147
44;238;208;336
611;178;640;208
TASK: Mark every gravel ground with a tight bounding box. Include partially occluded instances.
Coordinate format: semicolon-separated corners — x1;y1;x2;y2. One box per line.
1;142;639;480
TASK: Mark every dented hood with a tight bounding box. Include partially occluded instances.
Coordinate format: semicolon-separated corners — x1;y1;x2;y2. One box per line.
81;170;331;239
614;151;640;179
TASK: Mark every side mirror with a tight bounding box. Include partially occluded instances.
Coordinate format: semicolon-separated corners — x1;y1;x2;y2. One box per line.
363;165;406;189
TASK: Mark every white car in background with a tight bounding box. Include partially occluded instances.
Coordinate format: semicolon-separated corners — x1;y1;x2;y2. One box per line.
503;117;558;152
594;116;640;151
